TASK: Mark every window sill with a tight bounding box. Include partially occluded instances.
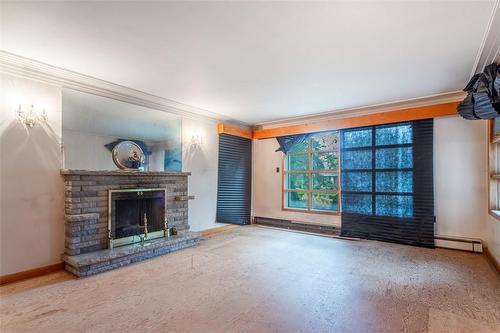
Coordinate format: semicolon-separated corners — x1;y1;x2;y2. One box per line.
489;210;500;221
282;207;340;216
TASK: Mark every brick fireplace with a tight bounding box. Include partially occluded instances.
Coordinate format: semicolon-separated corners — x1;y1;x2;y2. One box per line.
61;170;200;276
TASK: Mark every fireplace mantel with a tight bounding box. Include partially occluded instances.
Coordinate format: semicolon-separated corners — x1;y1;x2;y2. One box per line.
61;169;191;176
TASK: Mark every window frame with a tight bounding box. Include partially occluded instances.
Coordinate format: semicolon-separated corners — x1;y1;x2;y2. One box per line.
488;119;500;221
281;134;341;215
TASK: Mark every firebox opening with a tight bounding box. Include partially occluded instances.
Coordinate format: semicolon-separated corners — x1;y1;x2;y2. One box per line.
109;188;167;248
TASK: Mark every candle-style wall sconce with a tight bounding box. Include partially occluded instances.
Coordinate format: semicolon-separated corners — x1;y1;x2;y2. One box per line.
16;104;48;128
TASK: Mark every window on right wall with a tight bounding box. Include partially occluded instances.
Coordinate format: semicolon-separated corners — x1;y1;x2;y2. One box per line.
489;118;500;219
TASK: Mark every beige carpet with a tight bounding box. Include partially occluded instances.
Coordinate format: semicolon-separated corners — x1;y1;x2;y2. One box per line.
1;226;499;333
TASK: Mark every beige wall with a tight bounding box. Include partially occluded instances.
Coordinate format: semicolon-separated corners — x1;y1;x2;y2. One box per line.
0;73;221;275
182;118;222;232
434;117;489;240
434;116;499;263
0;73;64;276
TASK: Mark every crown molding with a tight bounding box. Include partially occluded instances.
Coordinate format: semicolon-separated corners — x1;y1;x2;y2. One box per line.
0;51;250;128
254;91;465;129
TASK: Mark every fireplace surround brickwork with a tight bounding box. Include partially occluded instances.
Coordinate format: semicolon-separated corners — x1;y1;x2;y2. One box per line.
61;170;199;276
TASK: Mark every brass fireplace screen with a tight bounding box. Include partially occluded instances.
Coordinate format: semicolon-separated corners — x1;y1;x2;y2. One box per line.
108;188;167;248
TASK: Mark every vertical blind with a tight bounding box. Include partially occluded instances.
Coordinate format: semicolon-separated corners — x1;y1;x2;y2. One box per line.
340;119;435;247
216;134;252;225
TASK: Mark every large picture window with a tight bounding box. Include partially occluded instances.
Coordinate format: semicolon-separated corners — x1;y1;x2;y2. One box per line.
283;132;339;213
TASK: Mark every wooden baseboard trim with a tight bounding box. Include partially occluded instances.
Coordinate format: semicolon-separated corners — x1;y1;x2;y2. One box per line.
0;262;65;286
484;246;500;274
201;224;239;237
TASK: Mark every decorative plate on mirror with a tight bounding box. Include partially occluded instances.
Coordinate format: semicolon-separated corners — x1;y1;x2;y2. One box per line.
112;141;145;170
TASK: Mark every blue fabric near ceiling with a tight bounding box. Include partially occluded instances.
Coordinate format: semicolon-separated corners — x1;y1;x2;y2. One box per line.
275;133;315;153
275;130;337;153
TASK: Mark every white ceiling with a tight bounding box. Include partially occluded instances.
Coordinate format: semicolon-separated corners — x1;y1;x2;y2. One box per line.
0;1;496;124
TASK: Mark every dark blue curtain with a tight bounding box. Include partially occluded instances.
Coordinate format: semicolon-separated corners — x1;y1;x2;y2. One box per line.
217;134;252;225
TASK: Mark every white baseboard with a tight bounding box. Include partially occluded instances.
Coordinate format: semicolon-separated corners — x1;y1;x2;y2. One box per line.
435;236;483;253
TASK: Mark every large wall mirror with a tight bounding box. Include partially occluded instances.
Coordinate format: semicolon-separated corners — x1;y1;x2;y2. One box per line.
62;89;182;171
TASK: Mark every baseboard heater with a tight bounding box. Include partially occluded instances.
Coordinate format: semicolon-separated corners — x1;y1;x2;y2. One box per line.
253;216;340;236
434;235;483;253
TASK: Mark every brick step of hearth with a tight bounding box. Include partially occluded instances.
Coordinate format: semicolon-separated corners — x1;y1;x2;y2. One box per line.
62;231;200;277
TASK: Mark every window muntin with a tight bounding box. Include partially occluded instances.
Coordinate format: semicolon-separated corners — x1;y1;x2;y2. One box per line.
283;132;339;213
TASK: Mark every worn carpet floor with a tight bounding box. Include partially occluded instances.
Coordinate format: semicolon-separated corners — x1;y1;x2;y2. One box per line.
1;225;499;333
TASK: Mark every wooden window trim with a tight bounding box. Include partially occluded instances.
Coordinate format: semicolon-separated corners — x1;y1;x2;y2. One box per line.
281;134;341;215
488;119;500;222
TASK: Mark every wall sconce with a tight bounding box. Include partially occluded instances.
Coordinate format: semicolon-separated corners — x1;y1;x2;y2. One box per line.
190;135;203;148
16;104;48;128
